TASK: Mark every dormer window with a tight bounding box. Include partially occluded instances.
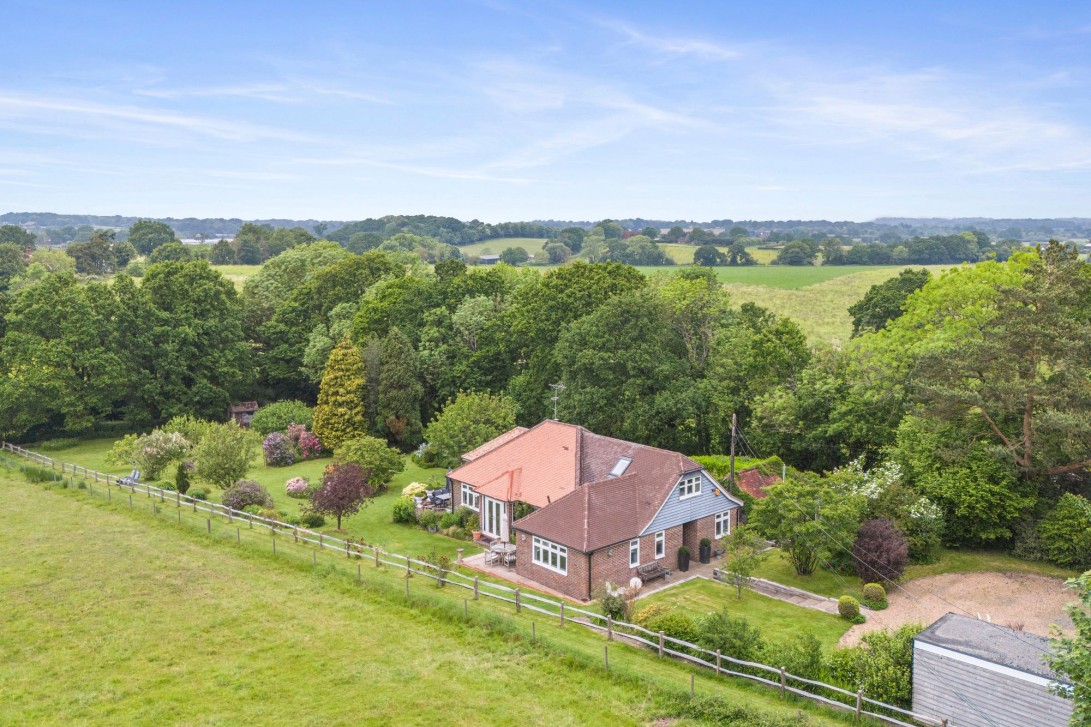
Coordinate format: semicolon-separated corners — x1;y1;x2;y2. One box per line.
678;474;701;499
608;457;632;478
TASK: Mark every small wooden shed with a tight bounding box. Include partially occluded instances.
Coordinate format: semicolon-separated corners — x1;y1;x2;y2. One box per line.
228;401;259;427
912;612;1073;727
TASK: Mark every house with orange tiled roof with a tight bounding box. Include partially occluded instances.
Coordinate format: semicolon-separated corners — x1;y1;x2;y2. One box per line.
448;420;744;601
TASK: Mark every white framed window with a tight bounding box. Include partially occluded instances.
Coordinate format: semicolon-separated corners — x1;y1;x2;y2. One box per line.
532;536;568;574
629;538;640;567
483;498;505;538
654;531;665;559
460;483;479;511
678;474;702;499
715;510;732;538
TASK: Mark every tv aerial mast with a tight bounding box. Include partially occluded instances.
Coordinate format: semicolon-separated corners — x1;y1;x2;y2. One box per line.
549;382;566;420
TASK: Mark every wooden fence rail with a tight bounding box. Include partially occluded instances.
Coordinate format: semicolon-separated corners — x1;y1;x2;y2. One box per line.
1;442;946;727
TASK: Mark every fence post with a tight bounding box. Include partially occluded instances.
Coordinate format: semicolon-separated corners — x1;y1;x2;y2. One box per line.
690;674;694;699
272;534;276;555
176;491;180;507
715;649;721;675
357;563;361;583
346;540;350;558
128;493;133;509
294;527;298;543
473;576;479;600
177;509;181;524
607;615;613;641
237;527;240;544
313;551;317;568
515;588;521;613
559;601;565;626
658;631;665;657
779;667;786;696
464;599;468;619
855;689;863;718
604;645;609;671
319;533;323;549
206;519;211;534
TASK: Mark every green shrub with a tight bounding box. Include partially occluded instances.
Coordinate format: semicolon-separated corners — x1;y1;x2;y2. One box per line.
1039;493;1091;569
39;437;79;451
861;583;888;610
826;624;923;708
175;462;192;495
391;497;417;524
466;513;480;531
298;510;326;528
418;510;440;530
250;400;314;436
696;609;765;662
596;587;632;622
439;511;461;529
838;595;861;621
189;487;209;501
761;633;824;681
633;603;700;646
700;537;712;548
222;480;274;511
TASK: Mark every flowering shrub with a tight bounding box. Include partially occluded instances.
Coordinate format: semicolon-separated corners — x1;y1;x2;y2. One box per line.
285;476;310;499
222;480;275;511
287;423;322;459
263;432;297;467
134;430;192;479
402;482;427;497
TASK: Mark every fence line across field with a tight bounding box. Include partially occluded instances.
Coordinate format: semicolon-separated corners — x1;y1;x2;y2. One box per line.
2;442;947;727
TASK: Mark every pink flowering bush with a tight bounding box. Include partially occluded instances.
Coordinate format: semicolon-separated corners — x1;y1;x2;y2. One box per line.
285;476;310;499
263;432;297;467
287;423;323;460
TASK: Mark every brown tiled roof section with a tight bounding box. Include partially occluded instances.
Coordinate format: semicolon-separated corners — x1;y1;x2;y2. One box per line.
735;468;780;499
460;426;529;462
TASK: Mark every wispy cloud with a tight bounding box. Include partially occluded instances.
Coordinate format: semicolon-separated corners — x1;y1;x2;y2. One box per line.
0;92;322;143
609;22;743;61
135;79;394;105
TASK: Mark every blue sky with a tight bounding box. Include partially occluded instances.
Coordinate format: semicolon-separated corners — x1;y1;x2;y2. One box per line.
2;1;1090;221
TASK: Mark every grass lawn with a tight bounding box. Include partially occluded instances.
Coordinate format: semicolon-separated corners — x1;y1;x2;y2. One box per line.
0;473;858;726
40;437;471;562
752;550;861;600
752;546;1078;601
639;578;851;651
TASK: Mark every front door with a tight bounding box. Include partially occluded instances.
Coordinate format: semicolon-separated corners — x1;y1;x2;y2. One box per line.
483;497;507;540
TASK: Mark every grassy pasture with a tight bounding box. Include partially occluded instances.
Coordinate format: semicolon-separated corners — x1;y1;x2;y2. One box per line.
638;578;852;650
211;263;263;290
0;472;858;726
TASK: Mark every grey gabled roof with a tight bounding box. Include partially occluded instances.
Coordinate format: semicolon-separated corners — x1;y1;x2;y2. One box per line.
914;612;1066;683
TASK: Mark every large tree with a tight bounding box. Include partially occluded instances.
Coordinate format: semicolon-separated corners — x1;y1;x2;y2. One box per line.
376;327;424;448
140;260;250;422
312;336;368;450
127;220;177;255
885;243;1091;479
748;478;864;576
848;268;931;336
422;391;517;468
0;224;36;248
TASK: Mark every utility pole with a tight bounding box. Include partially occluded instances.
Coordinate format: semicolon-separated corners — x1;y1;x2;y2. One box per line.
728;412;737;486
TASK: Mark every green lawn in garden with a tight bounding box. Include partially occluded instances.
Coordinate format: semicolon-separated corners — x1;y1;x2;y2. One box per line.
37;436;472;561
0;473;858;726
752;550;862;600
638;578;851;651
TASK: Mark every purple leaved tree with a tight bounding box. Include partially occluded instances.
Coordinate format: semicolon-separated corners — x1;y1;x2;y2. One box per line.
310;462;375;531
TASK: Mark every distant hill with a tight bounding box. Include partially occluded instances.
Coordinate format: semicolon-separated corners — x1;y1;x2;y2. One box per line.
4;211;1088;247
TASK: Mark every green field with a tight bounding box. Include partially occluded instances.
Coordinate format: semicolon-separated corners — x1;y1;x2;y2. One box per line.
456;237;549;257
0;471;858;726
211;264;263;290
638;578;851;650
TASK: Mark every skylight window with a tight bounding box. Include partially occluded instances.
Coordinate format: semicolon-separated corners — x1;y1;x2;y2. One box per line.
608;457;632;478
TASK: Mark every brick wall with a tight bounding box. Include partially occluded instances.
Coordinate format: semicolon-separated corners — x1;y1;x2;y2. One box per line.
514;531;591;601
589;525;685;594
683;514;717;553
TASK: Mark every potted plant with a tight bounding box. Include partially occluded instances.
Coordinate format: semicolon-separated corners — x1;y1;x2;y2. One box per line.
678;546;690;572
699;537;712;564
467;513;481;541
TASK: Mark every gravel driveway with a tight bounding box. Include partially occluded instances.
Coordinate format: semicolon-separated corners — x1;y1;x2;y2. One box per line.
838;571;1076;647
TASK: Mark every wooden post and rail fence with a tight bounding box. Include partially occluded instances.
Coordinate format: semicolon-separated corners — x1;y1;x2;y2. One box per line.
1;441;948;727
